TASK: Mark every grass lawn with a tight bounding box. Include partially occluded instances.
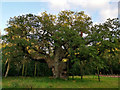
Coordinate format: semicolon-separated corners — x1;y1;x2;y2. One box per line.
2;75;119;88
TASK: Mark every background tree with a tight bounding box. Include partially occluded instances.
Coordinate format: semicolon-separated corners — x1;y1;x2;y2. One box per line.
85;18;119;81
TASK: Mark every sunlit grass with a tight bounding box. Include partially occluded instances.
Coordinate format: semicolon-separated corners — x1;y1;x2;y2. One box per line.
2;75;118;88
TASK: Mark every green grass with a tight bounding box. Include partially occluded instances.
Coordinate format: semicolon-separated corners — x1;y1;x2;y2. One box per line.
2;75;119;88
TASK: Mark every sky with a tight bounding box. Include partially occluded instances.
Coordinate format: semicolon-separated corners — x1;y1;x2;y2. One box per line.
0;0;119;35
119;1;120;18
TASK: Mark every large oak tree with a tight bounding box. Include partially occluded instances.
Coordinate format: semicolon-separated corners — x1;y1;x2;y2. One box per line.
2;10;92;78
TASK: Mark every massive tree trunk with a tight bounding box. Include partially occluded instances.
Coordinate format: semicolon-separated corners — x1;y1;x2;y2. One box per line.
45;47;67;79
26;46;66;79
54;47;60;78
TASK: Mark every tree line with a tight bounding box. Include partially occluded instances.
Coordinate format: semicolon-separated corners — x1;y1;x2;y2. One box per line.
1;10;120;81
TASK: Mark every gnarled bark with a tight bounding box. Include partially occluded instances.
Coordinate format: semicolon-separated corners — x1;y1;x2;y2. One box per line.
54;47;60;78
27;47;67;78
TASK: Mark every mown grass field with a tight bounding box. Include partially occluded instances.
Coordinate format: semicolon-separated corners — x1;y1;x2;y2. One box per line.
2;75;119;88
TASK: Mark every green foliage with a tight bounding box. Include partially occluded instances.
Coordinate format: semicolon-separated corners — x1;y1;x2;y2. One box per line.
2;10;119;77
